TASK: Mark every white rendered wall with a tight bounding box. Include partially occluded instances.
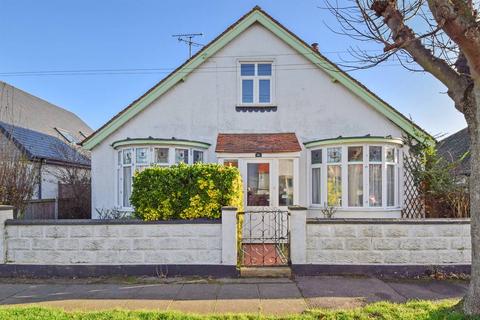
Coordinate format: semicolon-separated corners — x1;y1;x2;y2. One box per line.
5;223;222;265
91;24;405;216
306;221;471;265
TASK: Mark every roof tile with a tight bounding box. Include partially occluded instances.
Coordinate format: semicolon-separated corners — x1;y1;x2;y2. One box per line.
216;133;301;153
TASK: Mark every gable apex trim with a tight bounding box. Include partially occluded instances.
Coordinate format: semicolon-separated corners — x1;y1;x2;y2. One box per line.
83;7;428;150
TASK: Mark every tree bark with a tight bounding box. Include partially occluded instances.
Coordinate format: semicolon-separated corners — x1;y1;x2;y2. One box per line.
463;82;480;315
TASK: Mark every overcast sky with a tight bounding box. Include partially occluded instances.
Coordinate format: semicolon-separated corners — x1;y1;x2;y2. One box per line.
0;0;467;137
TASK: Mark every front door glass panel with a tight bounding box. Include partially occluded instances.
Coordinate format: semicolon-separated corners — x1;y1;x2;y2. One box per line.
247;163;270;206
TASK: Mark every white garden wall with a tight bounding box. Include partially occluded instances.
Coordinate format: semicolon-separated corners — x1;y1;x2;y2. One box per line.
0;207;237;278
305;220;471;265
0;206;472;278
5;223;222;265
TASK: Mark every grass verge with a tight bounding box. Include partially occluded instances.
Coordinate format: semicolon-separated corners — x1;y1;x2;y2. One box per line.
0;299;479;320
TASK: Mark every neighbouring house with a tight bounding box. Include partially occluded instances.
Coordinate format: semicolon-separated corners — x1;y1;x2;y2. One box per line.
0;81;93;218
438;127;470;180
83;6;430;219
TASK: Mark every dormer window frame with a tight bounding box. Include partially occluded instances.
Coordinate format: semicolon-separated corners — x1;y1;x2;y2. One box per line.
237;60;275;107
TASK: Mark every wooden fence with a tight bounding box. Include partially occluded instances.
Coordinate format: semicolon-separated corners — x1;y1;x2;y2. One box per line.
22;199;56;220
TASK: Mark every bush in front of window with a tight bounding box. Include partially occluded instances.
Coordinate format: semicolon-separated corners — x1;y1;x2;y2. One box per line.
130;163;243;220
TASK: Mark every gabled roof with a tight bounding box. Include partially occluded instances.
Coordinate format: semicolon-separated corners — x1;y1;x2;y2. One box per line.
216;133;301;153
437;127;470;175
0;121;90;167
0;81;93;143
82;6;430;150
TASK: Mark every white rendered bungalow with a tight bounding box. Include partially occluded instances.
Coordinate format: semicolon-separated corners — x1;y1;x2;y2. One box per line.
83;7;427;219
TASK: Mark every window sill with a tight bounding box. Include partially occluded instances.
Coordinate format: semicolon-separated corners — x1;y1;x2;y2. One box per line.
236;106;277;112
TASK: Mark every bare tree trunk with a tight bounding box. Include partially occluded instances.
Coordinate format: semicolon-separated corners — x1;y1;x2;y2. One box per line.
463;82;480;314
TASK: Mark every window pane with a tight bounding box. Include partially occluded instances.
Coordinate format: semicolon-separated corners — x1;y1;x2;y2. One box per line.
154;148;169;164
387;164;395;206
224;159;238;168
242;79;254;103
136;148;148;164
247;163;270;206
259;79;270;103
123;149;132;165
279;160;294;206
327;165;342;206
369;146;382;162
312;167;321;204
123;166;132;207
327;147;342;163
311;149;322;164
240;64;255;76
386;146;395;162
369;164;382;206
193;150;204;163
348;146;363;162
348;164;363;207
258;63;272;76
175;149;189;164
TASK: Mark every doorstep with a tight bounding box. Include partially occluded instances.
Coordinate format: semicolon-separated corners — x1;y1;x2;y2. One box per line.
240;266;292;278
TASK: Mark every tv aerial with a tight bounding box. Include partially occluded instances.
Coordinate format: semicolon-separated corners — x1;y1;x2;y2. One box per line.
172;33;204;58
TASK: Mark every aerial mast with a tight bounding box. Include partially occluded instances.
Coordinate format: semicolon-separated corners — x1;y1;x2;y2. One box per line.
172;33;204;58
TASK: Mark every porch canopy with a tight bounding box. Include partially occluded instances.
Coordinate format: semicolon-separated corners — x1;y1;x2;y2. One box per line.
215;133;301;153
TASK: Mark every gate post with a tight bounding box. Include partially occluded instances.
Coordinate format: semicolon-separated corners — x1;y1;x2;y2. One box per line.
288;206;307;265
221;206;237;265
0;206;14;264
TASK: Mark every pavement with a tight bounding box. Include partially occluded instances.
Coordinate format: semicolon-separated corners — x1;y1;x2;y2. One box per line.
0;276;469;315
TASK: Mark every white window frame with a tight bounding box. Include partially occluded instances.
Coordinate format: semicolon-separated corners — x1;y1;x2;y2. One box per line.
115;145;208;210
308;144;402;211
237;61;275;106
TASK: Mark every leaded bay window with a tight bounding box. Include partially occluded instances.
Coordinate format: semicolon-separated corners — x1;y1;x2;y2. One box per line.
369;146;382;207
310;144;401;209
116;145;206;209
239;62;273;105
348;146;363;207
327;147;342;206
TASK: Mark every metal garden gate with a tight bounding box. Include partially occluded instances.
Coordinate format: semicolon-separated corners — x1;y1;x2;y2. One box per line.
238;209;290;266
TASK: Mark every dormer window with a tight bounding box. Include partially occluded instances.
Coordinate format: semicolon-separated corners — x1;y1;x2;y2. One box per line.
239;62;273;105
55;127;80;144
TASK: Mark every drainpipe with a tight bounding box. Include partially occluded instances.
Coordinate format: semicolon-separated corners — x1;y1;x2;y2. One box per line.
37;160;43;199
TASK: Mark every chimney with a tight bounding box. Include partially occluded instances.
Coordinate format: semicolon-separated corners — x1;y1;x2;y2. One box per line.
311;42;319;52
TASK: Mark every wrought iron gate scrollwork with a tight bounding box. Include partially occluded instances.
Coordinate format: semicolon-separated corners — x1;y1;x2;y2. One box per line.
238;208;290;266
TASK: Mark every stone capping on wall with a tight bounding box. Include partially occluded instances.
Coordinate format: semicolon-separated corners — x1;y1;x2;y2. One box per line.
0;206;14;211
5;218;221;226
307;218;470;225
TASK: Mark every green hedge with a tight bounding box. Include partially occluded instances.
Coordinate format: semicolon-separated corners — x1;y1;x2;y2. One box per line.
130;163;243;221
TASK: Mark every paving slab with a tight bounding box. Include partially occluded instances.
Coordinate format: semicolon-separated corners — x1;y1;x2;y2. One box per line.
384;280;468;300
134;284;183;300
0;284;30;301
1;285;70;304
304;297;366;310
258;283;302;299
175;284;219;301
296;276;405;304
169;300;216;314
260;299;307;315
217;283;259;299
215;299;261;314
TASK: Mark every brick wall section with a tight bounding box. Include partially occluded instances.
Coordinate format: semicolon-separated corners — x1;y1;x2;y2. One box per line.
306;221;471;265
5;223;222;265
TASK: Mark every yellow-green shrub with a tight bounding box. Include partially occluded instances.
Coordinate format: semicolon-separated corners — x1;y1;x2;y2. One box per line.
131;163;243;220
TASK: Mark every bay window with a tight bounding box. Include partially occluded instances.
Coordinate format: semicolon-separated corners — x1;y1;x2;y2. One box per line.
310;143;401;209
116;145;206;209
